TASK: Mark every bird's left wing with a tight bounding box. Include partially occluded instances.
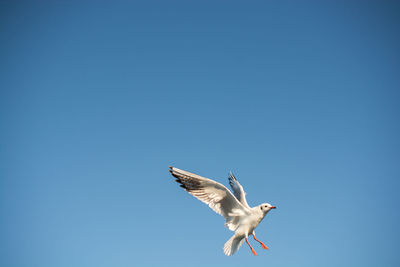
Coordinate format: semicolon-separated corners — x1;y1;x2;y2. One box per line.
169;166;250;221
228;172;251;209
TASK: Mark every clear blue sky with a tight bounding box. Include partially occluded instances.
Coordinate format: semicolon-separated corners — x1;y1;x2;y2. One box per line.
1;1;399;266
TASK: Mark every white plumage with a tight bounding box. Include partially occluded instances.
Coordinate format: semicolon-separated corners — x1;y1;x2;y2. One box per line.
169;166;276;256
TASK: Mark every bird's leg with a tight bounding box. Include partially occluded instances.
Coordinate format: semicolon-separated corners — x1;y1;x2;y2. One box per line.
252;233;269;250
245;238;258;256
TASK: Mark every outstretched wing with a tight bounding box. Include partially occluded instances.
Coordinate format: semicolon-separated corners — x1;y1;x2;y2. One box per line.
169;167;250;224
228;172;251;209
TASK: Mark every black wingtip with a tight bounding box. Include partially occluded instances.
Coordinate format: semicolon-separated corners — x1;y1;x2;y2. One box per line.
174;178;187;190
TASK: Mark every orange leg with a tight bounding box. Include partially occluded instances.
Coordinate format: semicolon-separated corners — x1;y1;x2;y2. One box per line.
252;234;269;249
245;238;258;256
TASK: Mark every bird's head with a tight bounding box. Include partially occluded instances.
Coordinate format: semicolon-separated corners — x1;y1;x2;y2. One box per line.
259;203;277;213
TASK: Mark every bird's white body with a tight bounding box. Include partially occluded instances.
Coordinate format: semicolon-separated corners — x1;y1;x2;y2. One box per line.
169;166;276;256
236;207;264;236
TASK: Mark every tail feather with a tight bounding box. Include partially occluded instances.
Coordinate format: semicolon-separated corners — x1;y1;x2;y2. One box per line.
223;235;245;256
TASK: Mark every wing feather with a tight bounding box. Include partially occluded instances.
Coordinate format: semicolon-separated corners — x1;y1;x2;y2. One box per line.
228;172;251;209
169;167;250;223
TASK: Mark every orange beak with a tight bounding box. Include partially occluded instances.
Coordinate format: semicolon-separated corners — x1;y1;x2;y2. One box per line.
271;206;277;209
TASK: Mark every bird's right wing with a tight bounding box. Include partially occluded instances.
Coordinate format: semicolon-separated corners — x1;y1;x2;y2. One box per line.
228;172;251;209
169;167;250;224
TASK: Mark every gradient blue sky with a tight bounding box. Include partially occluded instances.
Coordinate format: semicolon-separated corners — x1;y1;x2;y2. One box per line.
1;1;399;266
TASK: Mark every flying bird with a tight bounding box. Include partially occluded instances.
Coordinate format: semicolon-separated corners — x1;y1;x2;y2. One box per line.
169;166;276;256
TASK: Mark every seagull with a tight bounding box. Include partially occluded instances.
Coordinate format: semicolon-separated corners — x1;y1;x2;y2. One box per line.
169;166;276;256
